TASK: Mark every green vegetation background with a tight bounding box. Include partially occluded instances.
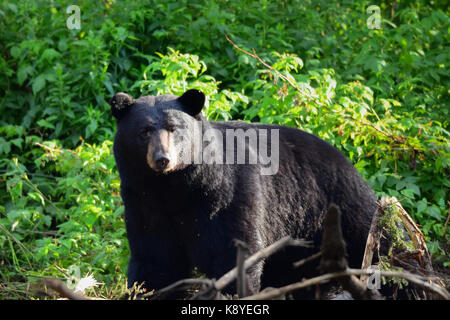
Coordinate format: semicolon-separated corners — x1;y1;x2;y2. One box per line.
0;0;448;298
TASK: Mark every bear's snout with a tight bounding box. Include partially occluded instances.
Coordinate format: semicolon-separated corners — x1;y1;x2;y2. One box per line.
155;153;170;171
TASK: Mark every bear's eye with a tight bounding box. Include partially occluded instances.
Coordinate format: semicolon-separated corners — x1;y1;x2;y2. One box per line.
140;126;155;139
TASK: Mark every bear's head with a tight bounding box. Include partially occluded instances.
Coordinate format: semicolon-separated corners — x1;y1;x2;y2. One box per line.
110;89;205;174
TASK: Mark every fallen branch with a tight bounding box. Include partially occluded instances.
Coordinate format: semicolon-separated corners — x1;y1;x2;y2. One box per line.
43;278;91;300
214;236;311;292
119;237;310;300
149;278;215;300
41;201;446;300
243;268;450;300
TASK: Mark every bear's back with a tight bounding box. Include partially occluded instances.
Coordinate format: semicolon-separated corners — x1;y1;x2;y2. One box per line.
211;120;376;254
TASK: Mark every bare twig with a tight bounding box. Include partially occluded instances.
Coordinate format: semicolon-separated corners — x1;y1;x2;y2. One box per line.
213;236;311;292
150;278;215;300
225;34;409;145
34;142;77;154
225;33;325;107
13;228;58;236
292;251;322;269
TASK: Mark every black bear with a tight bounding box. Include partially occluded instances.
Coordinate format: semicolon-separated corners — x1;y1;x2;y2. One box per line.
110;89;377;298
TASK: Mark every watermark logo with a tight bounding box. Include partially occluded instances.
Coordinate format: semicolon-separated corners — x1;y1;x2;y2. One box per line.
176;123;280;176
367;5;381;30
66;265;81;290
66;5;81;30
365;265;381;290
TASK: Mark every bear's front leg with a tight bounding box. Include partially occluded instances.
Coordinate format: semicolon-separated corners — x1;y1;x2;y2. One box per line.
126;233;191;295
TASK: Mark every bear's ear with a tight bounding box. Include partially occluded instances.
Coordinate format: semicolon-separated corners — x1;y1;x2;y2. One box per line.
110;92;135;119
178;89;205;118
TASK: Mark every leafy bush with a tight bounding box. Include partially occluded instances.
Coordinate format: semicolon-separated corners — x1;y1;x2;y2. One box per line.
0;0;448;298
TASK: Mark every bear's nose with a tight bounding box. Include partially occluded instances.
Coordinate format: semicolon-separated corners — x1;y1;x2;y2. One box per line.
155;154;170;170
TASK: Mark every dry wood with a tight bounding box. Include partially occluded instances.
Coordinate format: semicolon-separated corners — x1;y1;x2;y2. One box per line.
234;239;250;298
293;251;322;269
214;236;311;292
43;278;91;300
150;278;215;300
243;268;450;300
319;204;383;300
360;205;382;283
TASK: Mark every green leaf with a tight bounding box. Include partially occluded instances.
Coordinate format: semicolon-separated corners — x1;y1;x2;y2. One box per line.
39;48;61;63
17;64;33;85
85;120;98;138
0;137;11;155
407;184;421;196
417;200;427;214
32;74;46;95
36;119;55;129
425;206;442;221
10;138;23;149
10;46;21;58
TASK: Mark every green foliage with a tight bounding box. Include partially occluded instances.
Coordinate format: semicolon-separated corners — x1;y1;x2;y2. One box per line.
378;260;410;289
0;141;128;298
0;0;448;298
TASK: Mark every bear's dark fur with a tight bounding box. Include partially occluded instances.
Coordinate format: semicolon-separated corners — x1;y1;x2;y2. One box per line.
110;89;377;298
